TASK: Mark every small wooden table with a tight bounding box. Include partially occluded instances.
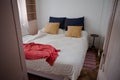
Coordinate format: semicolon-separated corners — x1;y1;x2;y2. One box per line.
90;34;99;51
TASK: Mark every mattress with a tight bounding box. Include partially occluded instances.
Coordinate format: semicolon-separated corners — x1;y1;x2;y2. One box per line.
22;30;88;80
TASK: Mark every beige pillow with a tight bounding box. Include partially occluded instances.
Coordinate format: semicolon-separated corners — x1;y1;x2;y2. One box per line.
65;26;82;38
44;22;60;34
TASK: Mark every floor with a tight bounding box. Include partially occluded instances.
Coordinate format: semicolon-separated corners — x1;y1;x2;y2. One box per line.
78;50;100;80
28;50;100;80
28;73;51;80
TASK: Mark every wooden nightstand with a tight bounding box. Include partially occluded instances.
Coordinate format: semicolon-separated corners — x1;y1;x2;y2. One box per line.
90;34;99;49
89;34;99;53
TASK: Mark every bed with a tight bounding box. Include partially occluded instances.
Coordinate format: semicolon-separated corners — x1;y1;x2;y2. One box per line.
22;29;88;80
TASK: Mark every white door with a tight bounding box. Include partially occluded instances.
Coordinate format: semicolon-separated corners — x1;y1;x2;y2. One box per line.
0;0;28;80
97;0;120;80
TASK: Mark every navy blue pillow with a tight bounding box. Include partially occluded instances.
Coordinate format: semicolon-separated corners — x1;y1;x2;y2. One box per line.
65;17;84;30
49;17;66;29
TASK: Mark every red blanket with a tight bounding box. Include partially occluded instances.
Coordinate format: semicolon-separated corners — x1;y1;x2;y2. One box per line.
23;43;60;66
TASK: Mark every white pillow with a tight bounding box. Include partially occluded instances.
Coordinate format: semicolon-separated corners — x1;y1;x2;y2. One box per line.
58;29;65;34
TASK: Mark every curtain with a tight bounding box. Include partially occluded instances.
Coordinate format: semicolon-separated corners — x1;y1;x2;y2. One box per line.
17;0;29;36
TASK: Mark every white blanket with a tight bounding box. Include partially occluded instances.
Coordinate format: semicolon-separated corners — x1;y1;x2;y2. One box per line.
23;31;88;80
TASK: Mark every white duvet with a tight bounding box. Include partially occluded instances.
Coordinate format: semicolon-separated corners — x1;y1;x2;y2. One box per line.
22;30;88;80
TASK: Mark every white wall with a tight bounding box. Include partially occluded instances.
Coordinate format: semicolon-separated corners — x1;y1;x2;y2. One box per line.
99;0;114;49
36;0;113;49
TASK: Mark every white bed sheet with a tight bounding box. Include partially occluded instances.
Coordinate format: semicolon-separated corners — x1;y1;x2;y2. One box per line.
23;31;88;80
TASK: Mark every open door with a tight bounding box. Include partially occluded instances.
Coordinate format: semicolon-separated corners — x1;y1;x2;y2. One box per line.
0;0;28;80
97;0;120;80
